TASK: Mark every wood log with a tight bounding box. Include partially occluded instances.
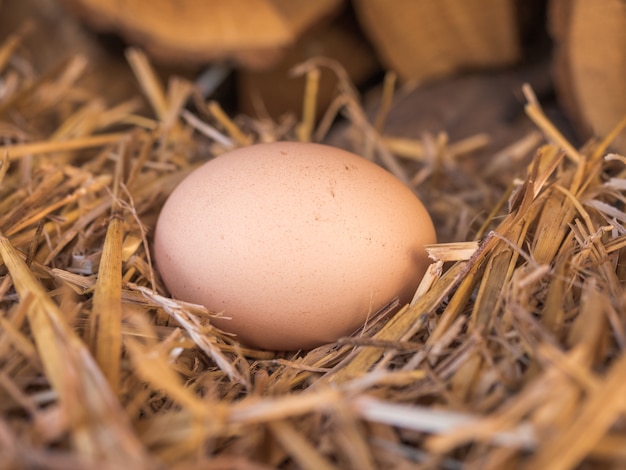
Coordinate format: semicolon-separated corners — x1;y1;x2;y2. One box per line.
58;0;342;69
351;0;521;82
549;0;626;152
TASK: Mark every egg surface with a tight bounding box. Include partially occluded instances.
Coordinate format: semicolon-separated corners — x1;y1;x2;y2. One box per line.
153;142;436;350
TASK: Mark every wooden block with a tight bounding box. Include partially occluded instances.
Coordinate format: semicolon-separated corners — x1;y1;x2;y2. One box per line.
58;0;343;69
549;0;626;152
352;0;521;82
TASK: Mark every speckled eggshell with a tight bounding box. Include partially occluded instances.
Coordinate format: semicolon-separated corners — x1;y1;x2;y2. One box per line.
153;142;436;350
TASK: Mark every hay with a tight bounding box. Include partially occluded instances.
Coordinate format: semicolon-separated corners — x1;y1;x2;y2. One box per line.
0;30;626;470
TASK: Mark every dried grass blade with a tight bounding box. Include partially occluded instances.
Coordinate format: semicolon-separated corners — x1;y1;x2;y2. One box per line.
134;284;250;387
427;369;560;454
373;71;396;133
0;133;128;161
0;233;148;464
43;197;112;264
125;132;156;189
448;133;490;157
592;114;626;161
566;278;608;367
531;191;575;264
427;235;498;345
0;169;64;230
95;98;144;131
591;434;626;460
314;94;350;142
354;396;536;449
0;58;71;116
296;68;320;143
0;298;38;361
470;225;526;331
124;337;211;417
410;260;443;305
125;48;168;120
89;214;123;392
536;343;599;394
381;136;424;161
181;110;234;148
229;388;342;425
268;420;338;470
328;261;468;383
523;85;582;164
526;353;626;470
0;23;31;73
333;405;377;470
4;179;105;237
541;254;568;333
49;99;106;141
293;57;409;184
0;237;68;393
531;146;566;198
163;76;194;129
426;242;479;262
0;152;9;186
484;130;544;177
50;55;88;98
207;100;251;146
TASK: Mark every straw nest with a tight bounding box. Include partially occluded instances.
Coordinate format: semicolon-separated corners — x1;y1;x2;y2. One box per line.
1;29;626;470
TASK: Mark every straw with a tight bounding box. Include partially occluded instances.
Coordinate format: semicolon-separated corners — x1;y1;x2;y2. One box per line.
1;26;626;469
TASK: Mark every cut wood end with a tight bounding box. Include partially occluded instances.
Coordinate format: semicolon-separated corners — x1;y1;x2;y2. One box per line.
58;0;343;68
549;0;626;153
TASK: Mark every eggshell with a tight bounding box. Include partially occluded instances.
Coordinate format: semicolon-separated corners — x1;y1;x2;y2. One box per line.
153;142;436;350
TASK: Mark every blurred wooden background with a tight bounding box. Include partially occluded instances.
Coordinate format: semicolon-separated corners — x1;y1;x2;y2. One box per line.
0;0;624;156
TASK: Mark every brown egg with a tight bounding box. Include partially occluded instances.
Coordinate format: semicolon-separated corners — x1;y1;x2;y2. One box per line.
153;142;436;350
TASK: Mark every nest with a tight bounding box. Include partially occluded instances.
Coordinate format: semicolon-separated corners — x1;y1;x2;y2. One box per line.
1;28;626;470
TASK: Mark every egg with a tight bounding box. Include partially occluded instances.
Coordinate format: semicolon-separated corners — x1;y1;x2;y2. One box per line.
153;142;436;350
